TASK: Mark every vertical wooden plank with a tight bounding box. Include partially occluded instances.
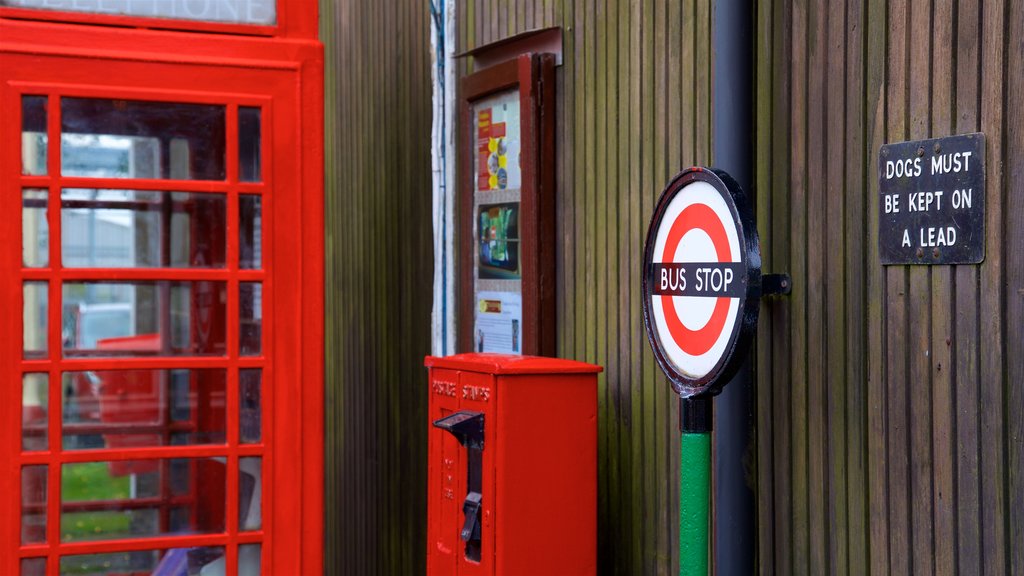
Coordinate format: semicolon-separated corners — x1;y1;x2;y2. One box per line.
559;0;576;362
593;0;612;569
929;2;955;575
652;0;669;573
953;1;982;573
628;0;646;571
886;1;913;574
770;0;794;573
979;1;1007;574
1007;1;1024;572
615;0;636;570
824;0;849;573
843;0;869;571
789;0;810;572
805;0;828;571
907;0;935;572
864;0;890;571
754;0;776;572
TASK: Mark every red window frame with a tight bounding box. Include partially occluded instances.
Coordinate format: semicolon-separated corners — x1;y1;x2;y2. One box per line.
1;15;323;576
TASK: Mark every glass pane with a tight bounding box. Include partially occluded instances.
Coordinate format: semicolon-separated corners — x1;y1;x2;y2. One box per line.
61;189;226;268
23;189;49;268
22;373;48;451
62;459;226;542
62;281;227;357
20;557;46;576
239;195;262;269
61;98;225;180
5;0;277;25
60;546;225;576
21;465;47;545
23;282;48;359
239;283;262;356
239;544;262;575
472;90;521;192
239;107;262;182
62;369;227;450
240;369;261;444
22;95;47;176
239;457;262;531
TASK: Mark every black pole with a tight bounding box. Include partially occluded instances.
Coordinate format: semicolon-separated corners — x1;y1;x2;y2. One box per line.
712;0;755;574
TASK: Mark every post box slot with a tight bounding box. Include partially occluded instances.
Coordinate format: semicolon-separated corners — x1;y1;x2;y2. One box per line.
433;410;484;563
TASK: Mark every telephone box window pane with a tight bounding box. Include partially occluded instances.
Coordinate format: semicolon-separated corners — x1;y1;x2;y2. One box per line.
61;190;226;268
22;373;48;452
239;457;262;531
239;195;262;269
239;544;262;575
4;0;277;25
240;369;262;444
61;98;225;180
61;459;226;542
59;546;226;576
61;369;227;450
23;189;49;268
62;281;227;357
21;465;47;545
239;107;262;182
239;283;262;356
23;282;48;359
20;557;46;576
22;95;47;176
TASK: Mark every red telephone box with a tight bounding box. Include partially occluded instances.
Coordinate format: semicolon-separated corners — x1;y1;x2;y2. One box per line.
425;353;601;576
1;4;323;575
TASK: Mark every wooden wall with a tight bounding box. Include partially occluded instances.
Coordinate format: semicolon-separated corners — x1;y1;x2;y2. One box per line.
321;0;434;574
753;0;1024;574
458;1;714;574
323;0;1022;573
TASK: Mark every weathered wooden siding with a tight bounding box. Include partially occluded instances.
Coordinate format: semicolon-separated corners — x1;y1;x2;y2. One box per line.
754;0;1024;574
321;0;434;574
323;0;1022;573
458;1;714;574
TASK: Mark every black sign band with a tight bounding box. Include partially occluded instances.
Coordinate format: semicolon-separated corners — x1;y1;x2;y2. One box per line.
648;263;747;298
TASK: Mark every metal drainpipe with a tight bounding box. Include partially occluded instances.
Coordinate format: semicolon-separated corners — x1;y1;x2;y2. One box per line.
712;0;754;574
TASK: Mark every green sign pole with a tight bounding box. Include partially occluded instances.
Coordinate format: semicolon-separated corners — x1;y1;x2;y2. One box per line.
679;397;712;576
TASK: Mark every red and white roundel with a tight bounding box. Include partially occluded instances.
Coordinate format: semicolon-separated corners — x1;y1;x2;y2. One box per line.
649;180;742;379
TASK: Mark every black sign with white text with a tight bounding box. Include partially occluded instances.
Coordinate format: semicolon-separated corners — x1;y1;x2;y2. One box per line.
878;133;985;265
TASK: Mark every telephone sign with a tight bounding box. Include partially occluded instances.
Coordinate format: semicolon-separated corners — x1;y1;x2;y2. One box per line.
642;167;761;397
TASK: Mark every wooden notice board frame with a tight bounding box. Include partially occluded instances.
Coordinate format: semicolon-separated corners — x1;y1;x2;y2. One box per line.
458;53;556;357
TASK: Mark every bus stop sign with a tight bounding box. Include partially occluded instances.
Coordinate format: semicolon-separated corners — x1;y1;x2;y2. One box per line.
642;167;762;397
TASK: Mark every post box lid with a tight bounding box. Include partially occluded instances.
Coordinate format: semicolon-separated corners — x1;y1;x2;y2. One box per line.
424;353;603;375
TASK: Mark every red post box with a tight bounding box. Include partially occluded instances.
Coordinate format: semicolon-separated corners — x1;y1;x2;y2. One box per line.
425;353;602;576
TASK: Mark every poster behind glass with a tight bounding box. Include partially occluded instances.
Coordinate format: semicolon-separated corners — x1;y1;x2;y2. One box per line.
472;90;522;354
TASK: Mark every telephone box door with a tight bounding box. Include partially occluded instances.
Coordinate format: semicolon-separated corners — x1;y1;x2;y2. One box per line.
1;26;323;575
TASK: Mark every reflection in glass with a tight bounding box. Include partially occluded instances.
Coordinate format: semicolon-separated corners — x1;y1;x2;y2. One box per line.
240;457;262;531
62;281;227;357
240;369;262;444
240;544;262;575
62;369;227;450
61;459;225;542
21;557;46;576
239;107;262;182
60;546;225;576
61;97;225;180
23;189;49;268
21;465;47;545
239;195;262;269
61;189;226;268
240;283;262;356
22;374;48;452
22;95;47;176
23;282;48;359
